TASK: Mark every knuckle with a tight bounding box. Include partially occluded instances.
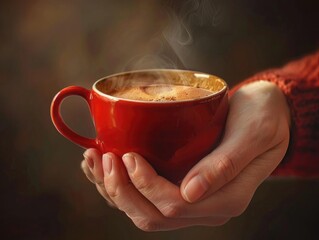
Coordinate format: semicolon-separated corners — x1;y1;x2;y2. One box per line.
161;204;183;218
134;175;155;193
250;115;277;145
260;123;276;143
216;154;237;183
133;217;160;232
105;184;119;199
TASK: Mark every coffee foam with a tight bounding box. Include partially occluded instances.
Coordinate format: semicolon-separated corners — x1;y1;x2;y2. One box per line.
95;70;226;102
108;84;214;101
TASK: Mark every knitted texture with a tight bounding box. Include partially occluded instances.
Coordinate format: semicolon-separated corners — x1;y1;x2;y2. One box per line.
230;51;319;177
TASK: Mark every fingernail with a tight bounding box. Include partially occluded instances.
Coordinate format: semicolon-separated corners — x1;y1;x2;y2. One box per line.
183;175;209;203
102;153;113;175
122;153;136;174
83;153;94;169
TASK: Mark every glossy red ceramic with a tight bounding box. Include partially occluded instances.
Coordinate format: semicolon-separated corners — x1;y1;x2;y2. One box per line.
51;70;228;183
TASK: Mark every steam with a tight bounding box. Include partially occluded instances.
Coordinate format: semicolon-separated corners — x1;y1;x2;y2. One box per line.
163;11;193;46
124;54;179;70
104;1;224;97
163;0;222;47
180;0;222;27
122;0;223;71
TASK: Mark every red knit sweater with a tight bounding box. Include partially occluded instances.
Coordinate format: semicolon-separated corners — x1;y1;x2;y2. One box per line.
230;51;319;177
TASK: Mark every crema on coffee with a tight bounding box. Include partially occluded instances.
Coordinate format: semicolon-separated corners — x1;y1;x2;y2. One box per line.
107;84;214;101
95;70;226;102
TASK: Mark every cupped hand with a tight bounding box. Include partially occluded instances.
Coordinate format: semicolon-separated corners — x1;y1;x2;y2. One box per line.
81;80;291;231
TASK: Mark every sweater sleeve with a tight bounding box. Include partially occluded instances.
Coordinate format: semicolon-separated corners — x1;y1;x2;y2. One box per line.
230;51;319;177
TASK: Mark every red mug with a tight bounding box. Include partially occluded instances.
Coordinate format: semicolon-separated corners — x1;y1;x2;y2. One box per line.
51;69;228;183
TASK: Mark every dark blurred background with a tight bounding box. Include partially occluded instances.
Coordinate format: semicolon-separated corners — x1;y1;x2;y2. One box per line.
1;0;318;239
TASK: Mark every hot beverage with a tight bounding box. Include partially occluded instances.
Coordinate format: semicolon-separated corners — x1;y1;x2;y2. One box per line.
106;84;214;101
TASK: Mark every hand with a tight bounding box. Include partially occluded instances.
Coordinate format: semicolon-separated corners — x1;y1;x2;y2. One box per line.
81;149;117;208
81;80;291;231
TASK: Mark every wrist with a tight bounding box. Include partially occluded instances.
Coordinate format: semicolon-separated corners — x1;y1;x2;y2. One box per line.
235;80;291;128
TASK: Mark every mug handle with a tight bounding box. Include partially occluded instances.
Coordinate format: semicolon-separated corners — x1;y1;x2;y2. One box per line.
50;86;98;149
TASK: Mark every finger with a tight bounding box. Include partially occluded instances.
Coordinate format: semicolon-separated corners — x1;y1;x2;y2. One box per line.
180;137;258;203
83;149;118;207
95;183;117;208
122;152;193;218
81;160;96;184
121;153;230;220
177;139;289;218
81;155;116;207
102;152;164;227
102;152;231;231
83;148;104;184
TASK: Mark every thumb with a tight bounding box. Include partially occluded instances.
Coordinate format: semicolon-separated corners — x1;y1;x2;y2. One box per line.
180;154;237;203
180;136;258;203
